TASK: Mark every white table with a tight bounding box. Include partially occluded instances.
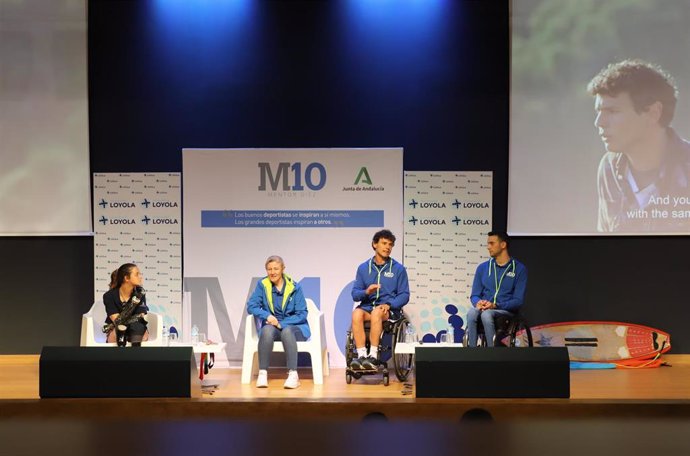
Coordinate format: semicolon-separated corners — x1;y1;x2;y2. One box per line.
395;342;463;354
169;342;227;381
394;343;464;381
170;341;227;354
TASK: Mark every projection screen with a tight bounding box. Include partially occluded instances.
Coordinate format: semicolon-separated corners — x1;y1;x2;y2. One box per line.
509;0;690;235
0;0;91;235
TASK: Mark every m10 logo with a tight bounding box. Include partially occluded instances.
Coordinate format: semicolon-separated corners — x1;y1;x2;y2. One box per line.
258;162;327;191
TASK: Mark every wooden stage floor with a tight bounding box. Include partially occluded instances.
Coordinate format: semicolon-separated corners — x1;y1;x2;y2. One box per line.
3;355;690;456
2;354;690;421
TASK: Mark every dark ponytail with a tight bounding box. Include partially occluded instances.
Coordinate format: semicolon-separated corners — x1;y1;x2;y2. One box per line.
109;269;118;289
114;263;137;289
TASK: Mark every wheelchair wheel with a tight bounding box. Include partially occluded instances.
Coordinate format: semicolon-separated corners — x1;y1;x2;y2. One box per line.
346;372;352;384
345;330;355;367
463;331;485;346
508;321;534;347
391;319;413;382
525;326;533;347
383;373;389;386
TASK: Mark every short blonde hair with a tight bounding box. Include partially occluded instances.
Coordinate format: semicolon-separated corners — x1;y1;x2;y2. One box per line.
265;255;284;268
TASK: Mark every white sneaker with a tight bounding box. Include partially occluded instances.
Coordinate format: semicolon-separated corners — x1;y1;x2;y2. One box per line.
283;370;300;389
256;369;268;388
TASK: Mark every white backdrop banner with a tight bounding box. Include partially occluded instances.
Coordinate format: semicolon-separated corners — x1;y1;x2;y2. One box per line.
93;173;182;331
403;171;492;343
183;148;403;367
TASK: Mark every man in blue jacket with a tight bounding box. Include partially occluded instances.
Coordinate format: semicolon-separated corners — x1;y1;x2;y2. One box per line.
466;231;527;347
247;255;310;389
350;229;410;370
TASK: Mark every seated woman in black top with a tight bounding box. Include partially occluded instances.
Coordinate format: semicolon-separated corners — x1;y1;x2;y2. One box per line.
103;263;149;346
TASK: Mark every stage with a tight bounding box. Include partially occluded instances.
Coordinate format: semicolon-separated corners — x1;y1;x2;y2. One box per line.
2;354;690;421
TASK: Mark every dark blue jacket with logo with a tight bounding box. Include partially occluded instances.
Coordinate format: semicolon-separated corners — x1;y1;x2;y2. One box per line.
351;257;410;312
470;258;527;312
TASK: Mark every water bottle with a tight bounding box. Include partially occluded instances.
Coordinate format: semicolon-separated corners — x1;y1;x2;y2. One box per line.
191;324;199;344
405;324;416;344
447;325;454;344
162;325;170;346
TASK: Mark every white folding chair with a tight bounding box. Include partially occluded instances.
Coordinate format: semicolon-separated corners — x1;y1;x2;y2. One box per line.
80;300;163;346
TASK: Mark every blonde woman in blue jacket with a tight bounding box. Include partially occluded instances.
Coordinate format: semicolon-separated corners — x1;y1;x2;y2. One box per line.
247;255;311;389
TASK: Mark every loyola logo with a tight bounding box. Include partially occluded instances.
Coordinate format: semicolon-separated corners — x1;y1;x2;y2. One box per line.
354;167;373;185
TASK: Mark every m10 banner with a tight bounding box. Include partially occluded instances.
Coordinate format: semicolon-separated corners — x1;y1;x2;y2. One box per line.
403;171;492;343
183;148;403;367
93;173;182;331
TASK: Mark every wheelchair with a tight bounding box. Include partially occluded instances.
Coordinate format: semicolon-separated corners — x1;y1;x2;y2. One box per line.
462;311;533;347
345;310;413;386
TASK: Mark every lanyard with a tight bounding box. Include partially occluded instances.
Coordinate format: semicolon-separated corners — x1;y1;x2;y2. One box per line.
368;257;392;305
491;259;515;304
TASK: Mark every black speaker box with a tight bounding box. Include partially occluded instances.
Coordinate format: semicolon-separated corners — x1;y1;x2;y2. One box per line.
39;346;201;398
415;346;570;398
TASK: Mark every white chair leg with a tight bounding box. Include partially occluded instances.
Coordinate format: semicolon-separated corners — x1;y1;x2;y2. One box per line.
241;350;257;384
310;350;324;385
252;352;259;376
321;349;329;376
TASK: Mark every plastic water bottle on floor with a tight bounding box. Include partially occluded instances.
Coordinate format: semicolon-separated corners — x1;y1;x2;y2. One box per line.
191;324;199;344
162;325;170;346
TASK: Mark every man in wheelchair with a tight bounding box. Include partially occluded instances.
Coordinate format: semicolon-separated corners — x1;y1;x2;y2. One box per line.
466;231;528;347
350;229;410;370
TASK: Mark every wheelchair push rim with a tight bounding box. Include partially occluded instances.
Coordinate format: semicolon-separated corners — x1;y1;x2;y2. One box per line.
391;318;413;382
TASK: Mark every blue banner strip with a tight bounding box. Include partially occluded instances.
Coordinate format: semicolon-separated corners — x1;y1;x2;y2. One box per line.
202;210;384;228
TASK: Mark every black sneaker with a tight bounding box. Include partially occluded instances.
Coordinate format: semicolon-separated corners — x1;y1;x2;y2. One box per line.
350;357;363;370
361;356;378;370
